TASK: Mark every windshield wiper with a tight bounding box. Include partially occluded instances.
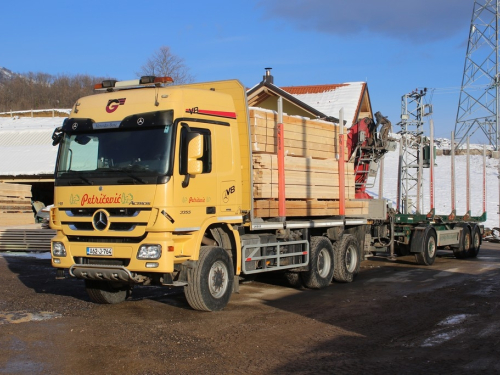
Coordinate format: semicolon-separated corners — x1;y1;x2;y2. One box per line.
118;173;147;184
67;173;93;185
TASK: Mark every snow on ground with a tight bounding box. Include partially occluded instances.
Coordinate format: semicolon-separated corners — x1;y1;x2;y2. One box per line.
367;139;499;229
0;252;51;259
0;116;65;175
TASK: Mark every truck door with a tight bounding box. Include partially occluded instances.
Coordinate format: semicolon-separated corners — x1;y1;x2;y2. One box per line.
174;122;217;230
213;123;240;215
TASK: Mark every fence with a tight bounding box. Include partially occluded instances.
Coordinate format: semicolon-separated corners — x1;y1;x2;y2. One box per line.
0;108;71;118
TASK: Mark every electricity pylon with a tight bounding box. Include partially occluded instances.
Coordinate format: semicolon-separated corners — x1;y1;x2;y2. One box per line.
398;89;432;214
455;0;500;150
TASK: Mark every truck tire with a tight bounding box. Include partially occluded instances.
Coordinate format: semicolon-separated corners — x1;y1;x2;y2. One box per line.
333;234;360;283
414;228;437;266
85;280;132;304
300;236;334;289
184;246;234;312
453;224;471;259
468;224;481;258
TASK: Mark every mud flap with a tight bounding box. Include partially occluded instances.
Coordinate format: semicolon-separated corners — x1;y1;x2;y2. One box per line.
410;225;432;253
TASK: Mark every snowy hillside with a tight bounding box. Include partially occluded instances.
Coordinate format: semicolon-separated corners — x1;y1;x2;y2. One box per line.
0;66;17;83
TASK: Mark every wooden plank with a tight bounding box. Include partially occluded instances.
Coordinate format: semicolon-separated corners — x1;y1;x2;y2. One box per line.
0;205;33;212
0;217;35;226
0;197;33;204
0;183;32;198
252;144;336;159
251;134;337;153
253;154;354;174
250;123;338;145
253;184;355;199
0;229;54;251
253;169;355;187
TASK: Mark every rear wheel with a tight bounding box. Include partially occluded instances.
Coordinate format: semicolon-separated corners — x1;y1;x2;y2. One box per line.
85;280;132;304
414;228;437;266
468;224;481;258
453;224;471;259
301;236;334;289
184;246;234;312
333;234;360;283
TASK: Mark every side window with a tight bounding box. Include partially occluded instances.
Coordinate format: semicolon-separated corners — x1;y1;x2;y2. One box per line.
179;126;212;175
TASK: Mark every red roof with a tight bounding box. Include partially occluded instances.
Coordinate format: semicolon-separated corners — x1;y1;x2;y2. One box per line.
281;84;348;95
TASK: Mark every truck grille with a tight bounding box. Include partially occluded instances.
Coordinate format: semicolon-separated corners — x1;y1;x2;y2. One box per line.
66;208;144;217
61;208;152;234
73;257;130;267
67;234;147;243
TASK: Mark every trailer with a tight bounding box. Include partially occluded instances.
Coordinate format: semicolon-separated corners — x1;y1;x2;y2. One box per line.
49;77;485;311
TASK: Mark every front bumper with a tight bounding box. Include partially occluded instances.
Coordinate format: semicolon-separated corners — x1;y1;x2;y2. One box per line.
51;230;176;278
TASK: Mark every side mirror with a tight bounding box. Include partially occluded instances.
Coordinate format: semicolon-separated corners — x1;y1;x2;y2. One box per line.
187;134;203;175
182;133;204;188
52;127;63;146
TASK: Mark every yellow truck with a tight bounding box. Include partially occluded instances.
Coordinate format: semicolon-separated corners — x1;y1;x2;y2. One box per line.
49;76;484;311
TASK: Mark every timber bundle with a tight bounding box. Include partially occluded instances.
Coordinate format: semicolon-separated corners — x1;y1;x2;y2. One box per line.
250;108;368;217
0;182;34;226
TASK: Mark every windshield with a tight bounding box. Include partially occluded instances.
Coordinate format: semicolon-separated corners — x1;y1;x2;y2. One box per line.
56;126;174;183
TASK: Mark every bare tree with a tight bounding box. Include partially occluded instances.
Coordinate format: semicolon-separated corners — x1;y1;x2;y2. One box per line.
138;46;194;84
0;72;113;112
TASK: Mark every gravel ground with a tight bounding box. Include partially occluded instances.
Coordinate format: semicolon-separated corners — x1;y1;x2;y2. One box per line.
1;242;500;374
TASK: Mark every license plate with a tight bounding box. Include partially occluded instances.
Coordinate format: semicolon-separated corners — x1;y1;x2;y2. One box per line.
86;247;113;256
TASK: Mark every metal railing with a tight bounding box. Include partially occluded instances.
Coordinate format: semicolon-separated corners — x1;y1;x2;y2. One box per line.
0;108;71;117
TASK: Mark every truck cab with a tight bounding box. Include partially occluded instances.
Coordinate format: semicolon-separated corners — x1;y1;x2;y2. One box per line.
51;77;248;310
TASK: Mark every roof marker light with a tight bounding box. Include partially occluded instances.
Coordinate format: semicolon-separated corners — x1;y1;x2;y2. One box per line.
154;77;174;84
94;77;174;91
94;80;117;90
139;76;156;84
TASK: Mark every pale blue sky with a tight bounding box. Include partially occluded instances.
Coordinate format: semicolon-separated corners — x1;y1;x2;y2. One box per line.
1;0;476;140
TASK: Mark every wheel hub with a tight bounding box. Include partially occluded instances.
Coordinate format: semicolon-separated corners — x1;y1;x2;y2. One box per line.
428;237;436;257
345;245;357;273
317;248;331;278
209;261;228;298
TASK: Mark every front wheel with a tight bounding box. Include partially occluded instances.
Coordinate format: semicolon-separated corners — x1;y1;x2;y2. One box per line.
85;280;132;304
184;246;234;312
333;234;360;283
301;236;334;289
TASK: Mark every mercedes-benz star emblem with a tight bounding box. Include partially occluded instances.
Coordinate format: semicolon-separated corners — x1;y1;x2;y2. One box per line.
137;117;145;126
92;210;109;231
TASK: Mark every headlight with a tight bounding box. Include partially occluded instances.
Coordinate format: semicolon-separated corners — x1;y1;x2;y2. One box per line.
52;242;67;257
137;244;162;260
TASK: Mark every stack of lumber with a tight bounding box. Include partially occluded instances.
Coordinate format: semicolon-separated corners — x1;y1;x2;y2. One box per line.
250;108;367;218
0;183;34;226
249;108;348;159
0;228;55;251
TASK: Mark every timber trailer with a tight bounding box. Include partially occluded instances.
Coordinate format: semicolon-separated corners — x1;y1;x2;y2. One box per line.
49;76;485;311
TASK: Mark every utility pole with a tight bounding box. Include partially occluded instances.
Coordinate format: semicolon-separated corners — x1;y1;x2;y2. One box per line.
455;0;500;150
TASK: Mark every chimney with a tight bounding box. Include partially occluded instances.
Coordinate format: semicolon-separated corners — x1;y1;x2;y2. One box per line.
263;67;274;84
